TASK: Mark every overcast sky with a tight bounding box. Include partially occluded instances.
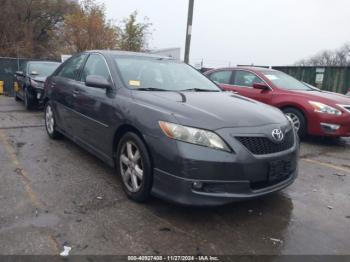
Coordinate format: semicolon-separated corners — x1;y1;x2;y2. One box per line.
102;0;350;67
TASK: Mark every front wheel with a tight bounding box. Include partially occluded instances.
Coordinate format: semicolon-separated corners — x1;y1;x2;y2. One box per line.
116;132;153;202
283;107;307;137
14;91;21;101
45;102;62;139
24;88;35;110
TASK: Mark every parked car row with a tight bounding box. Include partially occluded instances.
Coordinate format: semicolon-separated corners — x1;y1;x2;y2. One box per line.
205;67;350;138
12;51;349;206
39;50;299;206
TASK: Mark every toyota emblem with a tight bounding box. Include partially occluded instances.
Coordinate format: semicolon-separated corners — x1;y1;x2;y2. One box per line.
272;129;284;142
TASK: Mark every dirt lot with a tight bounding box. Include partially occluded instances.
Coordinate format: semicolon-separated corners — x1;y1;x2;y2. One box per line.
0;95;349;256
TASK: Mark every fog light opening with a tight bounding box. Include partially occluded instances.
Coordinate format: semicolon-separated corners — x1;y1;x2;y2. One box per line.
192;181;204;190
320;123;340;132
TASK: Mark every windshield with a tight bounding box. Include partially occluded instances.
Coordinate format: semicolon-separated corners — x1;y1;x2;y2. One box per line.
262;71;312;91
28;62;60;77
114;56;221;92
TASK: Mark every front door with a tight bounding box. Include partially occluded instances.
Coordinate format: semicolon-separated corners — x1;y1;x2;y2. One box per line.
231;70;273;104
72;53;117;158
50;54;88;136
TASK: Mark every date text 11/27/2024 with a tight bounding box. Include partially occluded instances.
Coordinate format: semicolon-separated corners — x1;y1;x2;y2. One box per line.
127;256;220;261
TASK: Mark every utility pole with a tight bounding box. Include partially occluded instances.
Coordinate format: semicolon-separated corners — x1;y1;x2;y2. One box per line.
184;0;194;64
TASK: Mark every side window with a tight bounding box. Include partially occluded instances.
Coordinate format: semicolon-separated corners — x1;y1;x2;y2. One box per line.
233;71;264;88
209;71;232;84
57;54;87;80
81;54;110;82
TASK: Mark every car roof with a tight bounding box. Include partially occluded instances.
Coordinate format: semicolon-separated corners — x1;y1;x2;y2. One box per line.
27;61;60;64
236;66;276;72
87;50;175;60
206;66;278;74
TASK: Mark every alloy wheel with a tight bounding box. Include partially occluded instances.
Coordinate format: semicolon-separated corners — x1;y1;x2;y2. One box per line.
119;141;144;193
45;105;55;135
285;113;301;132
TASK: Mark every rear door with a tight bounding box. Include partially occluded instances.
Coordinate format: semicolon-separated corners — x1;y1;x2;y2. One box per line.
231;70;273;104
49;54;88;136
208;70;234;91
72;53;116;158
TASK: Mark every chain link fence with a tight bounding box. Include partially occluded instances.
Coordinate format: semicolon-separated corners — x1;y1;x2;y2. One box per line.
273;66;350;94
0;57;28;97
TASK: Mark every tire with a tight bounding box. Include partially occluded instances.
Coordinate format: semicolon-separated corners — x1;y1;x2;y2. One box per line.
24;88;35;110
45;102;62;139
14;92;21;101
283;107;307;137
116;132;153;202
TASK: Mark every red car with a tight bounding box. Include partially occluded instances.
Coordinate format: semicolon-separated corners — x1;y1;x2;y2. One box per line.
205;67;350;137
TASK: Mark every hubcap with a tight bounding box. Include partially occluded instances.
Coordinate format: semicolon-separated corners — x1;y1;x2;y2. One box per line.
285;113;301;132
120;141;143;193
45;105;55;134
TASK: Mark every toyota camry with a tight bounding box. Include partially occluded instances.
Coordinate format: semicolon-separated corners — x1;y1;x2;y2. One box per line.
44;51;299;206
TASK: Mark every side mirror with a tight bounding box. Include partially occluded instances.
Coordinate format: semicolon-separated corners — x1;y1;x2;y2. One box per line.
85;75;111;89
15;71;24;76
253;83;270;90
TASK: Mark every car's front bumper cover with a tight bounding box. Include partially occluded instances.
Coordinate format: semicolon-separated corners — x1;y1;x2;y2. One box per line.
307;112;350;137
152;167;297;206
149;124;299;206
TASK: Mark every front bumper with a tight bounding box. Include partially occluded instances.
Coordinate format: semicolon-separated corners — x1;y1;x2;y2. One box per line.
32;87;45;104
307;112;350;137
149;124;299;206
152;167;297;206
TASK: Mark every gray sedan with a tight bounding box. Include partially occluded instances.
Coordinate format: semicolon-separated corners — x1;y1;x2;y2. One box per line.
44;51;299;206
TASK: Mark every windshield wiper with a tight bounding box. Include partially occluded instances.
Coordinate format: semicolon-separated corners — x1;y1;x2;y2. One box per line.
180;88;220;92
136;87;168;91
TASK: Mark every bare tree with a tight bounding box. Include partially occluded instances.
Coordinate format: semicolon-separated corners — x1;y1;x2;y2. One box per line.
0;0;77;59
296;43;350;66
118;11;152;52
0;0;153;58
60;0;119;53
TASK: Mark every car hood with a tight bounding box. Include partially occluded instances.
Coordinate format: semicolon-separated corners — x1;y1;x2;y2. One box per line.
31;76;47;83
133;91;288;130
293;90;350;105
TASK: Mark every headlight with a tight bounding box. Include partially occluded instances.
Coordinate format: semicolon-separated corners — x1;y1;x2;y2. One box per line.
308;101;342;116
159;121;231;152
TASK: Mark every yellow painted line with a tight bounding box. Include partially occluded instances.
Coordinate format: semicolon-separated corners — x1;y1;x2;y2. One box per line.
0;130;41;207
301;158;350;173
0;129;59;253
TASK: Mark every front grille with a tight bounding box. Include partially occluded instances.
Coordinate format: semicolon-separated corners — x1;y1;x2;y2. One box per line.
236;130;294;155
